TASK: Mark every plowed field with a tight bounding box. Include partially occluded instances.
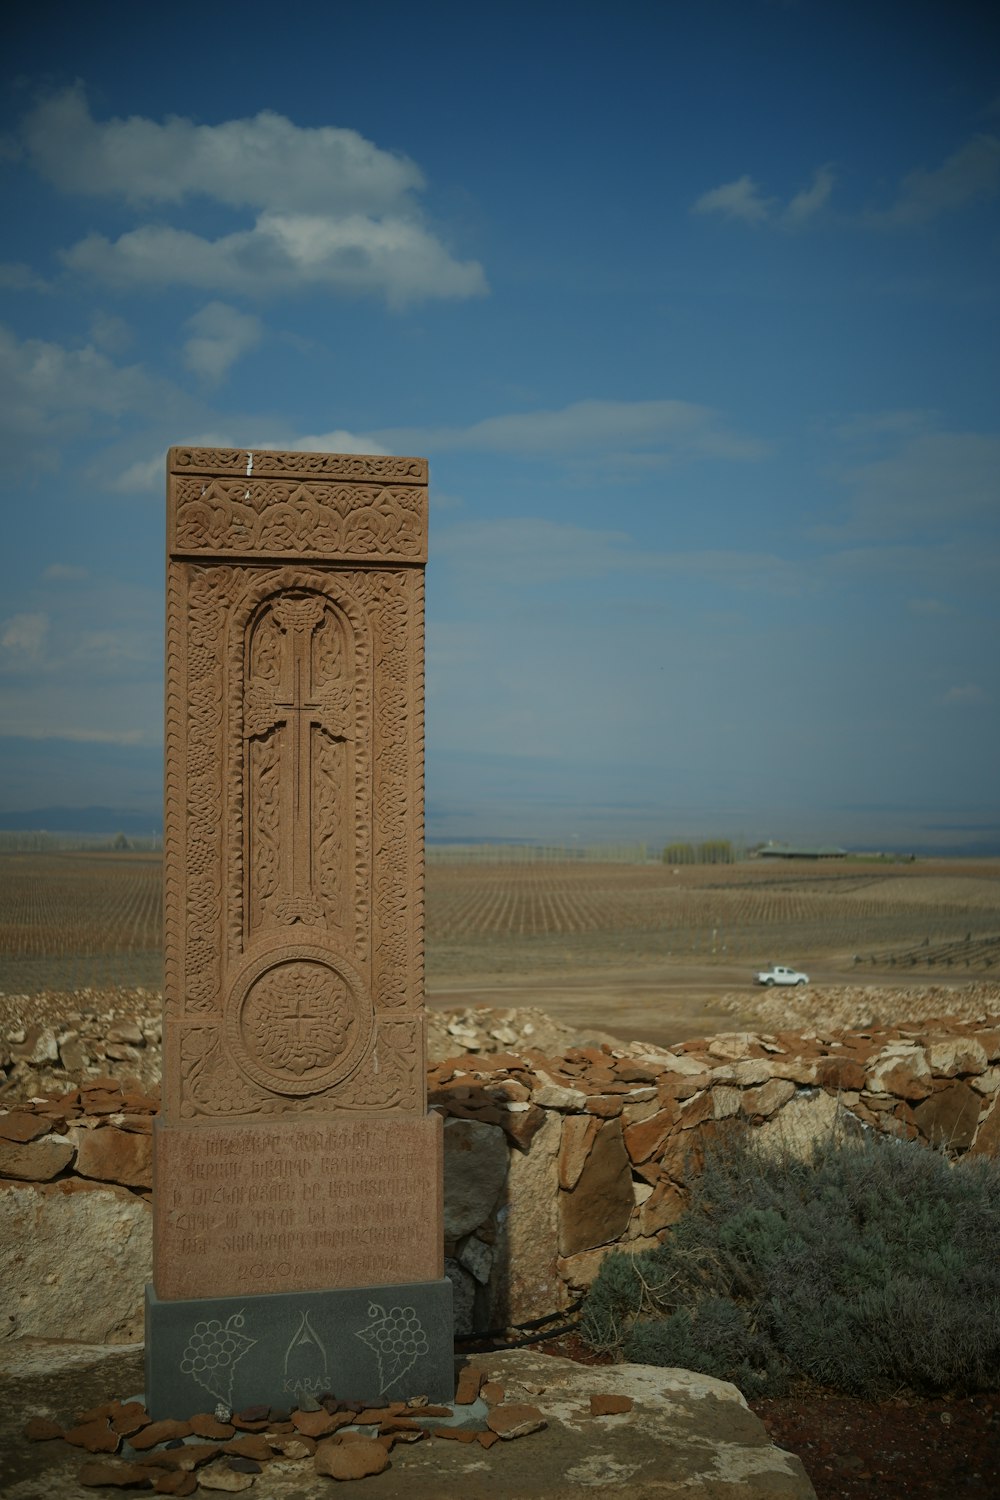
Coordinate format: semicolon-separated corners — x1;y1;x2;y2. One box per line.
1;853;997;1043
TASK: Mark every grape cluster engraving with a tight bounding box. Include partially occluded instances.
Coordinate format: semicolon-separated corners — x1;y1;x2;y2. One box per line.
180;1311;256;1407
355;1303;429;1394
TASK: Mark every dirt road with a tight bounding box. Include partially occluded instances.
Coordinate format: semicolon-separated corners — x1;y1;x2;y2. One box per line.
426;959;997;1048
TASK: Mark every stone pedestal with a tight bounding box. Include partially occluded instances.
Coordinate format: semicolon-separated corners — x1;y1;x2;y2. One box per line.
146;446;450;1416
145;1280;454;1416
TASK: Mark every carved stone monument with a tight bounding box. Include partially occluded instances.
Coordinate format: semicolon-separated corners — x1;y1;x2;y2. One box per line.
145;447;452;1417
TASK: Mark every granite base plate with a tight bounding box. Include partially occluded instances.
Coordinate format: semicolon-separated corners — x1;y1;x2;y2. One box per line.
145;1278;454;1419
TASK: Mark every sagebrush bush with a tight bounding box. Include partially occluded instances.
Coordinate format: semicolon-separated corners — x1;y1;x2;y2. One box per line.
579;1127;1000;1397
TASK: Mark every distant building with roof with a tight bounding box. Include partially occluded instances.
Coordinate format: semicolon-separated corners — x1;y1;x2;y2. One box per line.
754;842;848;859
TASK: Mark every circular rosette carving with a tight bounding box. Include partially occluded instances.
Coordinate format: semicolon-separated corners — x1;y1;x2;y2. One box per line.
225;945;373;1096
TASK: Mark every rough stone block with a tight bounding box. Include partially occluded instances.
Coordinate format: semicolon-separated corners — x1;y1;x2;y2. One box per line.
74;1126;152;1188
558;1116;633;1258
0;1135;74;1181
913;1082;982;1151
443;1117;509;1238
1;1181;150;1341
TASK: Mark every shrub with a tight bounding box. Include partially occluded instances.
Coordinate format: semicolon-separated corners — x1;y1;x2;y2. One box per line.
580;1127;1000;1397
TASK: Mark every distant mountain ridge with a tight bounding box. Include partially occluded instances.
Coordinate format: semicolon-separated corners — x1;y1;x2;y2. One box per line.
0;806;162;835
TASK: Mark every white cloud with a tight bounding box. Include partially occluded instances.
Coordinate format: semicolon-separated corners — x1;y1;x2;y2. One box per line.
0;325;151;427
20;84;424;215
693;166;835;227
783;165;835;226
290;429;390;455
695;138;999;233
0;321;167;473
692;174;775;224
907;598;949;616
841;429;1000;535
834;409;937;442
0;262;50;292
434;517;802;592
112;455;163;493
64;215;486;306
376;398;767;462
0;613;49;668
23;86;487;307
89;311;133;354
182;301;262;382
43;564;88;581
827;541;1000;594
0;323;174;474
871;134;1000;226
9;725;149;745
943;683;987;705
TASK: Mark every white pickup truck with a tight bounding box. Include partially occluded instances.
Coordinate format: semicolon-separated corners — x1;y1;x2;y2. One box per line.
754;964;809;987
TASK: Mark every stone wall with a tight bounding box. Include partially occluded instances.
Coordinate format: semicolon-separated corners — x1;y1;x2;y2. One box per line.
2;1014;998;1343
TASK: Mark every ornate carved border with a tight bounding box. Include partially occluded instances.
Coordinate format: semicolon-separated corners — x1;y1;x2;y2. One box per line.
170;476;426;562
169;446;427;483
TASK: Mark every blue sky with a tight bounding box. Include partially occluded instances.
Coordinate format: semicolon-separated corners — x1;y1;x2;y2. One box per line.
1;0;998;851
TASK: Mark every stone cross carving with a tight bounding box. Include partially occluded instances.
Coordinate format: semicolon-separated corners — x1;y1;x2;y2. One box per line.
153;446;441;1299
248;594;351;924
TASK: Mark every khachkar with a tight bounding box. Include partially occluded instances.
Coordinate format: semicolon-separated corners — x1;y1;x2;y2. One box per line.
146;446;452;1418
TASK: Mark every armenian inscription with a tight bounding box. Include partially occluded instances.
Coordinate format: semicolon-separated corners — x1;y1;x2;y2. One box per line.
155;1116;443;1300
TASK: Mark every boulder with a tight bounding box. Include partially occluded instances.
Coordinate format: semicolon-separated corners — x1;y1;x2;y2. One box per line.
0;1181;151;1341
443;1118;509;1239
925;1037;989;1078
755;1089;841;1157
866;1044;933;1101
490;1110;561;1326
0;1135;75;1181
558;1117;633;1258
72;1127;152;1190
912;1082;983;1151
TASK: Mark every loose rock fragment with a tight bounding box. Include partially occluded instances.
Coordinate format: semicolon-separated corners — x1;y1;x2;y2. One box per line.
197;1459;257;1490
222;1433;272;1463
291;1407;345;1437
23;1415;63;1441
130;1419;192;1450
270;1434;315;1458
454;1365;484;1405
133;1442;221;1472
486;1403;547;1439
314;1436;390;1479
188;1412;235;1440
111;1401;151;1437
64;1417;121;1452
